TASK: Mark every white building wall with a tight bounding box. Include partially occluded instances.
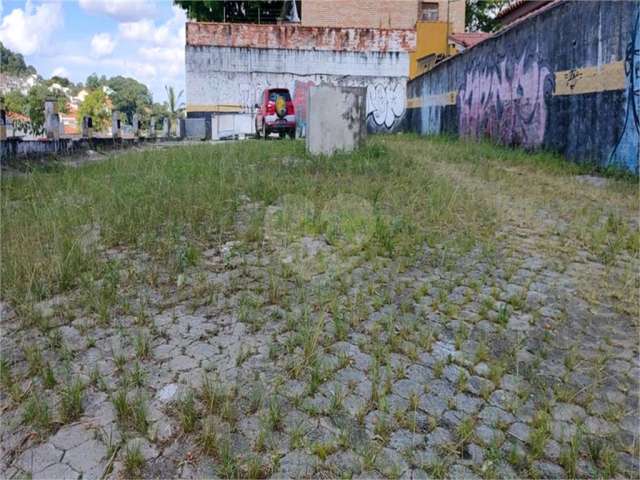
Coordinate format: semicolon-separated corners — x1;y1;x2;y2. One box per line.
186;46;410;133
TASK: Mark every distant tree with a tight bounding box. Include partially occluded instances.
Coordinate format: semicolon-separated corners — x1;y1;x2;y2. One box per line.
77;89;110;132
165;85;185;121
46;76;73;88
4;90;28;114
465;0;508;32
151;102;169;117
105;76;152;122
146;102;169;129
174;0;296;23
24;84;67;134
0;41;37;76
86;73;107;90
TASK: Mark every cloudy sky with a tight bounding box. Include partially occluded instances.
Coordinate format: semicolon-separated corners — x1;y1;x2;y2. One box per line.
0;0;186;103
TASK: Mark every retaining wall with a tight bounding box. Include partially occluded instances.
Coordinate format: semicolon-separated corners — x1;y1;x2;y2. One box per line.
185;22;415;136
0;137;176;167
405;1;639;174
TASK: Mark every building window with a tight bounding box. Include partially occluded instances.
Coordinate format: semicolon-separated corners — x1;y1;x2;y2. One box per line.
420;2;439;21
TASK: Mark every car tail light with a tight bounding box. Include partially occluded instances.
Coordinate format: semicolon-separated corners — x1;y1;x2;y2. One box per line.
287;101;294;115
266;102;275;115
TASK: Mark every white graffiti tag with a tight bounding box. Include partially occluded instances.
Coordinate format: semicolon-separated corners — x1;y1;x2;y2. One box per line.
367;83;405;129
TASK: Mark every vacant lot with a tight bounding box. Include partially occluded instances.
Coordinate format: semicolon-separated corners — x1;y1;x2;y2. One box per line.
1;135;638;479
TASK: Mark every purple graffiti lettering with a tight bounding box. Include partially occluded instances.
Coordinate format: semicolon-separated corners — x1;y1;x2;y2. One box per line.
458;52;552;149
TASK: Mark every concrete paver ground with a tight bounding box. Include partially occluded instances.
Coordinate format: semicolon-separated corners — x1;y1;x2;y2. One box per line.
1;140;638;479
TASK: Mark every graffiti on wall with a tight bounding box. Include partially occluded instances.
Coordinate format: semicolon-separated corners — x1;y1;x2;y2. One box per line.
366;82;406;131
203;73;407;133
608;10;639;174
458;51;554;149
292;80;315;136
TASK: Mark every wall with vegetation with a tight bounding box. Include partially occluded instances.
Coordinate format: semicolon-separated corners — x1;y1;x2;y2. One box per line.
406;1;639;174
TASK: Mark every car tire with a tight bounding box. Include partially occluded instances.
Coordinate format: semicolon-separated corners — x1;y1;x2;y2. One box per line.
263;124;269;140
288;129;295;140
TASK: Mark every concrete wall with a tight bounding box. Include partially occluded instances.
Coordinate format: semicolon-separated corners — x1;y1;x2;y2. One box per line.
184;118;207;140
406;1;640;174
0;137;176;167
211;113;255;140
185;22;415;136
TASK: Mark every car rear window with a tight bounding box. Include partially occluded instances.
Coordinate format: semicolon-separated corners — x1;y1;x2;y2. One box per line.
268;90;291;101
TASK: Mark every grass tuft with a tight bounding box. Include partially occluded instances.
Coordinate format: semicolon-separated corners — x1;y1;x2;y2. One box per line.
60;377;85;423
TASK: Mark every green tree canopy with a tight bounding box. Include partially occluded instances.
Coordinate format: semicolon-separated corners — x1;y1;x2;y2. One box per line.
465;0;508;32
174;0;297;23
77;89;110;132
104;76;152;123
46;76;73;88
165;85;185;121
86;73;108;90
84;74;153;122
0;41;37;76
24;84;67;134
3;90;28;115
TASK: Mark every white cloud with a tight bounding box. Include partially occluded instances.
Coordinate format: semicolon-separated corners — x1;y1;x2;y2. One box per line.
118;19;153;41
78;0;157;22
91;32;116;58
118;6;184;48
138;46;183;64
51;66;70;78
139;46;184;77
0;0;63;55
117;5;186;85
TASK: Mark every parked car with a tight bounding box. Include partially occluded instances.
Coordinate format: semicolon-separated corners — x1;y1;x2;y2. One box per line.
255;88;296;139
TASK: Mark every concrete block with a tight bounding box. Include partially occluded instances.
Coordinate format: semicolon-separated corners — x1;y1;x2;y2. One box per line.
112;111;121;139
82;116;93;139
132;114;141;137
161;117;170;137
0;107;6;141
306;85;366;155
176;118;185;139
44;100;60;140
149;116;157;138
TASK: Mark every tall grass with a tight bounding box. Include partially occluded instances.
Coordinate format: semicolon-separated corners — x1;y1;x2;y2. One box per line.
2;136;499;306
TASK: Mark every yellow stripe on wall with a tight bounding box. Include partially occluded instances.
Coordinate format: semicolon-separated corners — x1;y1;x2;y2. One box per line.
406;60;626;108
186;104;245;113
554;61;625;96
406;91;457;109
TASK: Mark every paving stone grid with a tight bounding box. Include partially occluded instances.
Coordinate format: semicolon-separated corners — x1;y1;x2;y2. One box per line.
1;192;638;480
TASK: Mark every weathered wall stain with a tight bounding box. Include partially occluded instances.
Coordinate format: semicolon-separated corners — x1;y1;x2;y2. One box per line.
186;22;416;53
406;1;639;173
458;52;553;148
